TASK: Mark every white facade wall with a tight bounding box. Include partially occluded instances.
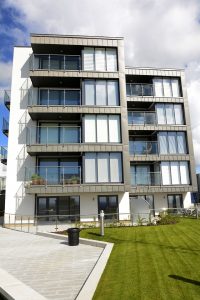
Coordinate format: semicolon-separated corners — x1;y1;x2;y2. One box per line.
5;47;36;220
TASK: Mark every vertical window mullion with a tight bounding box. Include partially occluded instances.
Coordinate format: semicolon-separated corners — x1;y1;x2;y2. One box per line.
96;153;98;183
107;115;110;142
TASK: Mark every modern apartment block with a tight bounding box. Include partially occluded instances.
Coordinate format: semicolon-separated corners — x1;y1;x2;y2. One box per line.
4;34;197;222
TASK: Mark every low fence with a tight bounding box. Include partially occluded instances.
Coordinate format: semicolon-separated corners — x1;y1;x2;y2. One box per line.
3;206;200;234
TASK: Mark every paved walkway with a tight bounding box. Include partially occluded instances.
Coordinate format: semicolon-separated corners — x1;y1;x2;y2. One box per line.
0;228;102;300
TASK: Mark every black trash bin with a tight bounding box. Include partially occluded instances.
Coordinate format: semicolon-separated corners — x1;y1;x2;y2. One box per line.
67;228;80;246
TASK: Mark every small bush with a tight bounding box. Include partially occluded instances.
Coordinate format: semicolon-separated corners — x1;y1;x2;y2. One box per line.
157;214;179;225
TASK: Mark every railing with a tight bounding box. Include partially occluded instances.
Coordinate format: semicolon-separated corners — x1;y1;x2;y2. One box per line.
27;126;81;145
4;90;11;107
128;111;156;125
30;54;81;71
3;207;200;233
25;166;81;186
0;146;7;160
131;171;161;186
126;83;154;97
129;141;158;155
28;88;81;106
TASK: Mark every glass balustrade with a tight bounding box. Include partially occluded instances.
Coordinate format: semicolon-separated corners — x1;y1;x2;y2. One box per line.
129;141;158;155
0;146;7;160
26;166;81;186
130;171;161;186
27;126;81;145
126;84;154;97
28;88;81;106
128;111;156;125
30;54;81;71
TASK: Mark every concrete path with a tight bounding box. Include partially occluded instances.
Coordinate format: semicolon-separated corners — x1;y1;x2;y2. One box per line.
0;228;102;300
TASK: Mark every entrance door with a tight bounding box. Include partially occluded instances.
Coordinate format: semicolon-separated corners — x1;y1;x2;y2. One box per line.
130;195;154;223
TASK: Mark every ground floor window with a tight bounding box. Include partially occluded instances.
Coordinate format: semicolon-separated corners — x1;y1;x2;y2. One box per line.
98;195;118;219
36;196;80;220
167;194;183;209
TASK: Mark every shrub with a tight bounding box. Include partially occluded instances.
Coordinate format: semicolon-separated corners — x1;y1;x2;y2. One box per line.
157;214;179;225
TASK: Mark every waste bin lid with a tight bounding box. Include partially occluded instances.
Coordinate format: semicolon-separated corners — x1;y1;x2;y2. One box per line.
67;227;80;233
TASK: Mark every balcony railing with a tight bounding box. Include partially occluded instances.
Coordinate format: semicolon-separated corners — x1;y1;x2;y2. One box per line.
4;90;11;110
27;126;81;145
128;111;156;125
28;88;81;106
126;83;154;97
129;141;158;155
131;171;161;186
30;54;81;71
1;146;7;164
25;166;81;186
2;118;9;136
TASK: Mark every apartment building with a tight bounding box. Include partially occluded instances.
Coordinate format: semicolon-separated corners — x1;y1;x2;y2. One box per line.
3;34;197;222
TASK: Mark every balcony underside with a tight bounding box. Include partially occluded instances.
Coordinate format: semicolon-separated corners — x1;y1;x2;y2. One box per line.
27;144;123;155
5;101;10;110
128;125;187;131
130;185;194;193
25;183;128;194
127;96;184;103
28;106;121;120
1;158;7;165
3;130;8;137
30;71;119;86
129;155;190;161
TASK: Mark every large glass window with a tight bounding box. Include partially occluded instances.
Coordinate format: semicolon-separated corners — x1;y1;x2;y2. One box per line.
83;115;121;143
83;47;117;71
161;161;190;185
98;196;118;218
153;77;180;97
156;104;184;125
39;89;80;106
130;165;151;185
158;132;187;155
84;80;119;106
84;153;122;183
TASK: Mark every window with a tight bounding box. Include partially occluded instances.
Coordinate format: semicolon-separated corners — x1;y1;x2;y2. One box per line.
39;89;80;106
98;196;118;218
83;47;117;71
84;153;122;183
153;77;180;97
156;104;184;125
167;195;183;209
130;165;151;185
161;161;190;185
83;115;121;143
158;132;187;155
84;80;119;106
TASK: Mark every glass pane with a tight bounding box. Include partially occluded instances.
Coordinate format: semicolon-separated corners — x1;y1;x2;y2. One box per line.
38;198;47;215
131;84;142;96
168;132;177;154
168;195;174;208
132;112;144;125
180;161;189;184
107;81;119;105
126;84;131;96
84;115;96;142
39;160;58;185
110;153;122;183
177;132;186;154
65;56;79;70
84;153;96;183
97;153;109;182
60;127;80;143
174;104;184;125
96;80;107;105
49;198;57;215
159;132;168;154
97;115;108;142
83;47;94;71
153;78;163;97
106;48;117;71
65;90;80;105
48;127;59;144
156;104;166;124
170;162;180;185
39;55;49;69
98;196;107;211
163;79;172;97
95;48;106;71
109;115;120;143
171;79;180;97
39;90;48;105
165;104;175;124
175;195;183;208
49;90;61;105
161;162;171;185
84;80;95;105
130;166;136;185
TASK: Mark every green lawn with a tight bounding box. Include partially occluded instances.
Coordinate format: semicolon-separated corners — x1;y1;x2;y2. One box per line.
80;218;200;300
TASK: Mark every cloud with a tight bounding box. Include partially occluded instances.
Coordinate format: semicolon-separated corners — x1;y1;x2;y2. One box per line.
0;61;12;88
1;0;200;169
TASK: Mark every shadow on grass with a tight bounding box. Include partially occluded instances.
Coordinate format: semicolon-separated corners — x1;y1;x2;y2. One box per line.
169;275;200;286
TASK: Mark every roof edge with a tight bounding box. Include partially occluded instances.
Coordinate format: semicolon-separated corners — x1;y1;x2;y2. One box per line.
30;33;124;40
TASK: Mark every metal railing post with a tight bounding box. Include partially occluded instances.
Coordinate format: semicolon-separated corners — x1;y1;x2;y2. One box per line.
100;210;104;236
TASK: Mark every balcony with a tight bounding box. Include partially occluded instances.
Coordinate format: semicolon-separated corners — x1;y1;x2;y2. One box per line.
128;111;156;126
2;118;9;137
30;54;81;71
131;171;161;186
0;177;6;191
4;90;11;110
0;146;7;165
126;83;154;97
129;141;158;155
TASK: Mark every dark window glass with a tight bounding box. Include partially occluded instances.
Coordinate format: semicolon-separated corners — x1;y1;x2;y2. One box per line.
98;195;118;219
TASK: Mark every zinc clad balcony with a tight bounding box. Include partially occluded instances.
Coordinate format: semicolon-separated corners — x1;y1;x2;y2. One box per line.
26;125;123;155
126;83;154;97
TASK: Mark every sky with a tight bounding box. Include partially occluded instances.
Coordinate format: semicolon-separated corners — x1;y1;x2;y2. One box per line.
0;0;200;171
